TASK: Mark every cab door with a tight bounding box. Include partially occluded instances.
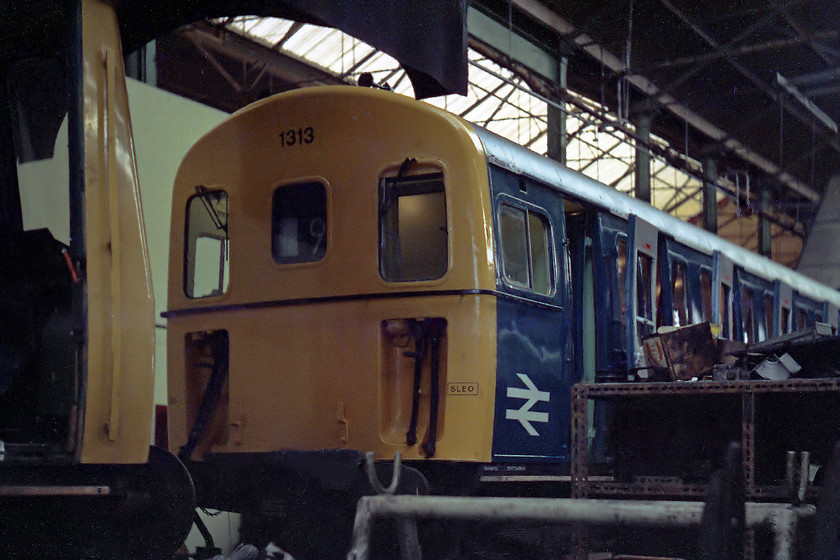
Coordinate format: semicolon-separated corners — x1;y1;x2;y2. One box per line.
488;166;572;461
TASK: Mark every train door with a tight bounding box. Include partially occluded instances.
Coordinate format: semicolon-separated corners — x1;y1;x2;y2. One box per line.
488;166;572;462
774;281;793;337
713;251;735;340
566;205;595;384
568;206;611;462
591;212;628;379
624;215;658;374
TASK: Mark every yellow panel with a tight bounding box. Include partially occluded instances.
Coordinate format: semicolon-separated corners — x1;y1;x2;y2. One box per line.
80;0;155;464
168;296;496;462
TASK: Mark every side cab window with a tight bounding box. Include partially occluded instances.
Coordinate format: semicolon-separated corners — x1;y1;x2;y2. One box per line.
498;200;553;295
185;187;229;299
488;164;563;302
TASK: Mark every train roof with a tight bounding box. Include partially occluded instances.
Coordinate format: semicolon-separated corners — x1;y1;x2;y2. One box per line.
189;84;840;307
471;125;840;307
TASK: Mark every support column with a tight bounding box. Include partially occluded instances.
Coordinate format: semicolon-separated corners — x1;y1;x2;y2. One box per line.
547;57;568;165
759;187;772;257
633;111;654;203
703;156;718;233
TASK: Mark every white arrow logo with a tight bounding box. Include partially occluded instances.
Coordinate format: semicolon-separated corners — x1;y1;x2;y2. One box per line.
505;373;550;436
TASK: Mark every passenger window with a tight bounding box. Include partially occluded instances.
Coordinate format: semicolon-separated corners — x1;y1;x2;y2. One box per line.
721;284;732;339
672;261;688;327
498;203;553;295
616;239;628;327
763;295;774;339
185;188;229;299
742;287;755;344
637;253;654;337
379;172;447;282
796;308;807;330
701;270;712;322
272;182;327;264
781;307;791;334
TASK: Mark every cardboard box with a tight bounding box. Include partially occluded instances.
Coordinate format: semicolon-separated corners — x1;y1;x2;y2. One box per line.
643;322;717;381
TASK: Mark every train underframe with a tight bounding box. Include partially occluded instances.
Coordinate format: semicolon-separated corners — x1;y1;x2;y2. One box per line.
0;446;195;560
187;376;840;560
185;450;702;560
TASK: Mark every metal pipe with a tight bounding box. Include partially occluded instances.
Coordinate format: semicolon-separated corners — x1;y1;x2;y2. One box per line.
347;496;814;560
771;506;799;560
798;452;811;504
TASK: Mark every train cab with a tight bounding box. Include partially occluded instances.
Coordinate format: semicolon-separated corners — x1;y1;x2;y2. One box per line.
165;86;501;477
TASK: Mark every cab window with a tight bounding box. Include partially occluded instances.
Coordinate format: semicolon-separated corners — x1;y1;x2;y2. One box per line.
379;171;447;282
272;182;327;264
185;188;229;298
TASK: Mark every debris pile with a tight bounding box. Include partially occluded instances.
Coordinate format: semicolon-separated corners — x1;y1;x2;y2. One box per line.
643;322;840;381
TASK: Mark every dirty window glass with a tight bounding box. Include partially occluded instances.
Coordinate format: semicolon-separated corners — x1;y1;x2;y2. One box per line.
672;261;688;327
701;270;712;323
616;239;627;328
499;202;552;295
379;172;447;282
500;205;529;287
528;212;551;295
636;253;654;337
763;295;774;340
742;287;755;344
185;188;229;298
272;182;327;264
721;284;732;339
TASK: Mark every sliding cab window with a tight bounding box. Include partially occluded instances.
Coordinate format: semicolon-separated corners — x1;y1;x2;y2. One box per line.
379;171;447;282
185;188;229;298
272;182;327;264
498;202;553;296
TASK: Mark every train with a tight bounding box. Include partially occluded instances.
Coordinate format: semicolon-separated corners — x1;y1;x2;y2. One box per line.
3;1;840;557
163;84;840;555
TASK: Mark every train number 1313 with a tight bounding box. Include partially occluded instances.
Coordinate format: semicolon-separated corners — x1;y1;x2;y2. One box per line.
279;127;315;147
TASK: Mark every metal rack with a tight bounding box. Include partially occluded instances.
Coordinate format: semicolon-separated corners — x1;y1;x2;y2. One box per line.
571;378;840;500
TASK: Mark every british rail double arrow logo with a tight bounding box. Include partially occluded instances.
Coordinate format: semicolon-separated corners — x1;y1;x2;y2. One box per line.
505;373;550;436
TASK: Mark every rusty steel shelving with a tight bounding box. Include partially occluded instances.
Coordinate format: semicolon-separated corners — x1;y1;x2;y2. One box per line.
571;378;840;500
